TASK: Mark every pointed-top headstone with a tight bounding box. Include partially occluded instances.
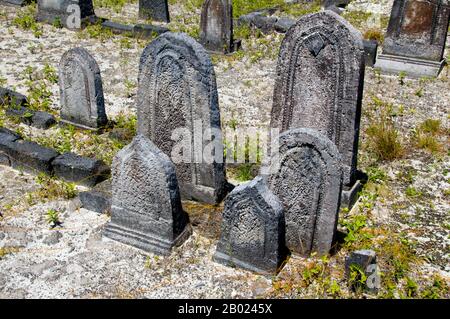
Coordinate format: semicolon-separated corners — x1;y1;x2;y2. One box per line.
104;134;191;255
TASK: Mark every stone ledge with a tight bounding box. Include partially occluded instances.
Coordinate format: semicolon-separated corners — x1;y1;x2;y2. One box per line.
6;106;56;130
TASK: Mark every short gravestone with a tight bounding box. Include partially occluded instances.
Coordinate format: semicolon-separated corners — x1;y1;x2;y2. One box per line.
200;0;237;54
103;134;191;255
214;176;286;275
59;47;108;130
267;128;343;256
137;32;228;204
36;0;96;29
345;249;380;293
270;10;365;208
139;0;170;23
376;0;450;77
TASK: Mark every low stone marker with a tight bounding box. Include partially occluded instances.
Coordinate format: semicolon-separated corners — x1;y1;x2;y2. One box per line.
200;0;238;53
270;10;365;209
345;249;380;293
214;176;286;275
6;106;56;130
104;134;191;255
267;128;342;256
52;152;110;187
0;0;30;6
79;179;111;214
137;32;228;204
0;87;27;108
36;0;96;29
139;0;170;23
2;139;59;174
59;47;108;130
0;128;21;166
375;0;450;77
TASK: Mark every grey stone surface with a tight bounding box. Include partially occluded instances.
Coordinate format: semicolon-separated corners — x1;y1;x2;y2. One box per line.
363;39;378;67
43;231;63;245
51;152;110;187
0;128;21;166
0;0;29;6
274;17;296;33
0;87;27;107
133;24;170;37
322;0;351;14
376;0;450;77
214;176;286;275
5;106;56;129
137;32;227;204
2;139;59;174
270;10;365;186
267;128;343;256
79;179;111;214
139;0;170;22
345;249;379;293
200;0;234;53
383;0;450;62
59;47;107;130
36;0;96;29
32;111;57;129
340;179;363;210
104;134;191;255
101;20;134;34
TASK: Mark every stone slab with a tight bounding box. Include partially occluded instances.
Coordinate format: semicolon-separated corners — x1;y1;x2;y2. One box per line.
79;179;112;213
375;53;446;78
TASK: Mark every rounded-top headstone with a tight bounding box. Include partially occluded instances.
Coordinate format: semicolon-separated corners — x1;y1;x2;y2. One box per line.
59;47;107;130
267;128;343;256
271;10;365;186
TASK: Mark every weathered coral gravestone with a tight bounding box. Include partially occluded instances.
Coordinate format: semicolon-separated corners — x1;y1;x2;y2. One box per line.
36;0;96;29
270;10;365;209
200;0;238;53
267;128;343;256
103;134;191;255
375;0;450;77
59;47;108;130
139;0;170;23
137;32;228;205
214;176;286;275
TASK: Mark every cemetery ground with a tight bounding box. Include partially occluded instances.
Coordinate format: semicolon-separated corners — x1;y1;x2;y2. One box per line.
0;0;449;298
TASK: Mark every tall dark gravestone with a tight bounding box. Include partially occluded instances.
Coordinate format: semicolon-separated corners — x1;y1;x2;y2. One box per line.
267;128;343;256
104;134;191;255
59;47;108;130
270;10;365;208
376;0;450;77
36;0;96;29
200;0;235;53
137;32;228;205
139;0;170;23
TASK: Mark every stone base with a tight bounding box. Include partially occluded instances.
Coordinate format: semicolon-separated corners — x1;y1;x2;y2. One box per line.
341;179;363;210
375;54;446;78
103;222;192;256
36;12;98;30
205;40;242;55
59;119;104;133
213;250;278;276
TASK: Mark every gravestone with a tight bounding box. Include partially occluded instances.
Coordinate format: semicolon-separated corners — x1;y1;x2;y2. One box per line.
214;176;286;275
103;134;191;255
200;0;235;53
137;32;228;204
375;0;450;77
36;0;96;29
270;10;365;207
139;0;170;23
267;128;343;256
59;47;108;130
